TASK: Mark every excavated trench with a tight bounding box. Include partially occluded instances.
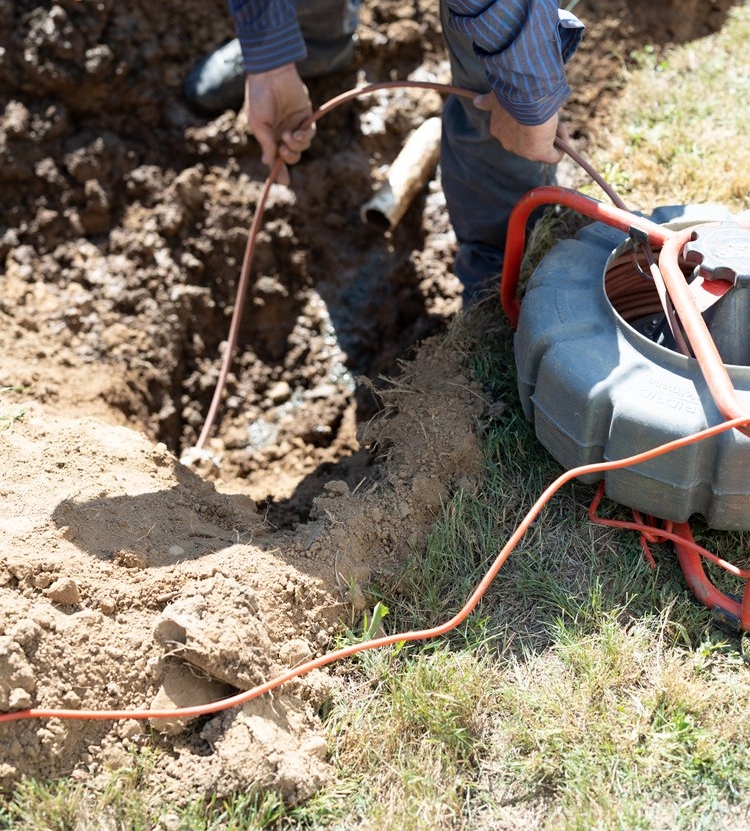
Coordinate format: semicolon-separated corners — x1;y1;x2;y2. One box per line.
1;0;468;529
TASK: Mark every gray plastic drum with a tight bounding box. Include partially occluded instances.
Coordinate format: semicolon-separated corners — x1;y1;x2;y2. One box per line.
514;205;750;531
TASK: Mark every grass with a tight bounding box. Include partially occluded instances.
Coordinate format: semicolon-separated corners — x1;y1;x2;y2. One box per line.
583;2;750;214
0;774;290;830
3;3;750;829
0;751;158;831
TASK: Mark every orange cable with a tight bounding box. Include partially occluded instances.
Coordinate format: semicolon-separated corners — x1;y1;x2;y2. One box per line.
2;413;748;725
588;482;750;578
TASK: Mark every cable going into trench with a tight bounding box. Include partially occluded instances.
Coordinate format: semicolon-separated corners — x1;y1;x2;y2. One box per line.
193;80;621;451
3;82;749;726
194;82;466;450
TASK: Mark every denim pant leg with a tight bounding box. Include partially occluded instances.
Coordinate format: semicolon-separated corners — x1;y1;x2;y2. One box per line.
439;1;555;299
297;0;361;78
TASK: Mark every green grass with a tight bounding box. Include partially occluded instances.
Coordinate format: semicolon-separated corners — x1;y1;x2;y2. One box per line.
585;1;750;214
487;610;750;830
0;764;296;831
0;751;157;831
323;644;496;830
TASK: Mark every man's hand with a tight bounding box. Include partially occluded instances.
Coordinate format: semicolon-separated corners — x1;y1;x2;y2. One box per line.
473;91;567;164
244;64;315;186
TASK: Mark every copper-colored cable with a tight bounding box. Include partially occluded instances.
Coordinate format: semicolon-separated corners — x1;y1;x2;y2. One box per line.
194;81;476;451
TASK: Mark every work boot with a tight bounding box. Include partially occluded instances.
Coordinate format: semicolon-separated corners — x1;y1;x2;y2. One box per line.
184;38;246;114
184;36;356;115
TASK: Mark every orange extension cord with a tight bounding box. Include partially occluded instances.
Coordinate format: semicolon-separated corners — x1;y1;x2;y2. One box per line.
2;416;748;726
2;82;749;726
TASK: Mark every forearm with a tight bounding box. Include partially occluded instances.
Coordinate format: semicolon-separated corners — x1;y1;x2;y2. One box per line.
228;0;307;73
444;0;584;125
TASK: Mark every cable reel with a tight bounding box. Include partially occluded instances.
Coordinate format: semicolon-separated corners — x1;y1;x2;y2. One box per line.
502;191;750;629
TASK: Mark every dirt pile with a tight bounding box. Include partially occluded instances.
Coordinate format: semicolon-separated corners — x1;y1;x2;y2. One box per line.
0;338;483;799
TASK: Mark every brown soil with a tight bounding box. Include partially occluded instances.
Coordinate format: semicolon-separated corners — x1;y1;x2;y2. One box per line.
0;0;738;806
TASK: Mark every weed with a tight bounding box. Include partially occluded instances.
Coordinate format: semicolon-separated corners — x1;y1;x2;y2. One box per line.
0;386;26;432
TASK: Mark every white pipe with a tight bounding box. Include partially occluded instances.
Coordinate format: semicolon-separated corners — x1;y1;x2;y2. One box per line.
360;117;442;230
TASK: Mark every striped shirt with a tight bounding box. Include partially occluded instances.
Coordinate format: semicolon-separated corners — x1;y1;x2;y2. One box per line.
228;0;584;126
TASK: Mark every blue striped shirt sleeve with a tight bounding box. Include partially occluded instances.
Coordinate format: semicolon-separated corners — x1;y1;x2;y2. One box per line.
445;0;584;125
228;0;307;73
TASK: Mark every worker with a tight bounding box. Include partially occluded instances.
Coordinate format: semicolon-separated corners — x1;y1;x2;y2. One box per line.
185;0;584;303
